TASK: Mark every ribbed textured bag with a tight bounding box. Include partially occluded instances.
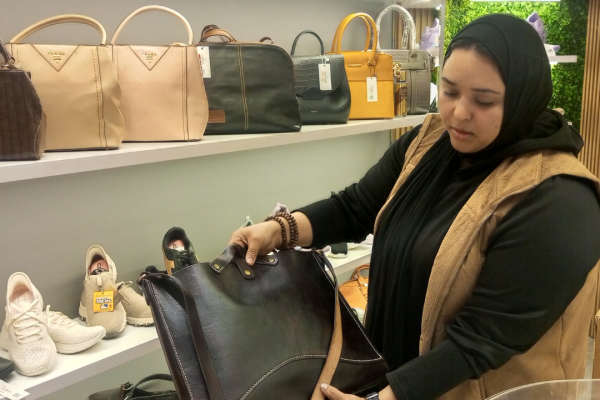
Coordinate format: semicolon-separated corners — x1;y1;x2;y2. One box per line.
0;38;46;160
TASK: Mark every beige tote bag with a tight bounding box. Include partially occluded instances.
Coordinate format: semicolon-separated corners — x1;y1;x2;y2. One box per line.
110;6;208;142
8;15;125;151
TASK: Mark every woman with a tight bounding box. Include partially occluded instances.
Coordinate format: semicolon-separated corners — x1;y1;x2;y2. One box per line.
230;14;600;400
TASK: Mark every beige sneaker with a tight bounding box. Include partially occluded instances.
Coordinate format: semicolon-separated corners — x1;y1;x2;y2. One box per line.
79;246;126;339
46;306;106;354
117;282;153;326
2;272;56;376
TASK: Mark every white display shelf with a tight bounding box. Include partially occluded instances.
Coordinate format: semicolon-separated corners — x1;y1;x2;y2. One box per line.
0;251;371;399
0;115;427;185
549;55;577;63
327;244;372;276
0;325;159;400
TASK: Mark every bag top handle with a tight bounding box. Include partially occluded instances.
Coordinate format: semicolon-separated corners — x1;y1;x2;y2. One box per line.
110;5;194;45
331;13;378;66
0;38;15;69
124;374;173;400
374;4;418;51
199;26;237;43
9;15;107;45
291;30;324;56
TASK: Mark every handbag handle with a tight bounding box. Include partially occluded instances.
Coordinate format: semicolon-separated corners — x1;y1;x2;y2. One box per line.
374;4;418;51
9;15;107;45
199;27;237;43
331;14;372;54
291;30;325;56
110;5;194;45
350;265;369;281
0;38;15;69
331;13;379;66
124;374;174;400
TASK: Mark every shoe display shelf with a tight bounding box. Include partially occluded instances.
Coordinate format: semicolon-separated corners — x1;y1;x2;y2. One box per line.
0;116;426;184
327;244;373;276
0;324;158;400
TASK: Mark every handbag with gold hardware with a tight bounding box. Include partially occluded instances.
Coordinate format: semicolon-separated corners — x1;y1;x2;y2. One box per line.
110;6;208;142
0;38;47;160
339;265;369;324
329;13;394;120
375;4;434;115
7;15;125;151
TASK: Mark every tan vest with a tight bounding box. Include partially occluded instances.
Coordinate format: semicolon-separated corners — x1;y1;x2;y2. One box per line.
375;114;600;400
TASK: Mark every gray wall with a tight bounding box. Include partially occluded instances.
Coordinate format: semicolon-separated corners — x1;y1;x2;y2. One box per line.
0;0;395;398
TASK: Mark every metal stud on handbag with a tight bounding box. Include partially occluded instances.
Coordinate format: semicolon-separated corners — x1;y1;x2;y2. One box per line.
290;30;351;125
0;38;46;160
7;15;125;151
139;246;388;400
375;4;434;115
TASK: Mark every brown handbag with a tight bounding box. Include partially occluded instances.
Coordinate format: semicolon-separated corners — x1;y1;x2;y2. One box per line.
339;265;369;323
110;6;208;142
0;38;46;160
7;15;125;151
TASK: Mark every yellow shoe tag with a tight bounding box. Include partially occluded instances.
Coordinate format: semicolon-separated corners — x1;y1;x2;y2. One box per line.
93;291;114;312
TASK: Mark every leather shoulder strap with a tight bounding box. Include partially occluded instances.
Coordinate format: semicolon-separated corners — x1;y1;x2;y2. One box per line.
111;5;193;44
10;15;106;44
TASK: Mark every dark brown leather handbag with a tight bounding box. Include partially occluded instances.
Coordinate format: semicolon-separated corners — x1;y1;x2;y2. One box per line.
139;246;388;400
197;26;301;134
0;38;46;161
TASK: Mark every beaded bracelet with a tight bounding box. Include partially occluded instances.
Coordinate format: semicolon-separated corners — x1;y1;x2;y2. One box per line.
265;215;287;250
275;212;298;249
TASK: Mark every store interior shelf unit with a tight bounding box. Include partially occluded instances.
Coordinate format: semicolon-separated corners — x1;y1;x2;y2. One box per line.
549;55;578;63
0;251;370;400
0;115;427;184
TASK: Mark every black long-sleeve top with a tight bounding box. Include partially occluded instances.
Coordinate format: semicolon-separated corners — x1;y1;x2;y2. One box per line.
298;127;600;400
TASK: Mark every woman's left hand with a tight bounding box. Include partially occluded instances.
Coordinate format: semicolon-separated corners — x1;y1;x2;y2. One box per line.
320;384;363;400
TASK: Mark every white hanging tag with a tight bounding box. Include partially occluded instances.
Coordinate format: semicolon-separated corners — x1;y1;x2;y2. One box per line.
367;76;378;102
318;63;332;91
0;380;29;400
197;46;211;79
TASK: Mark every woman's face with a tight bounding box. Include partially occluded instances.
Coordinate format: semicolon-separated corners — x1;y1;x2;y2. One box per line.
439;48;506;153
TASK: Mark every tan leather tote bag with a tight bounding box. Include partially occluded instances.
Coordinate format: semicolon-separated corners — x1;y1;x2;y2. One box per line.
7;15;125;151
110;6;208;142
329;13;394;120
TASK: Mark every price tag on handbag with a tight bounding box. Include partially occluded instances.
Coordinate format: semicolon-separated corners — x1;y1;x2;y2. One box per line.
197;46;212;79
0;379;29;400
367;77;378;102
318;63;332;91
93;290;114;312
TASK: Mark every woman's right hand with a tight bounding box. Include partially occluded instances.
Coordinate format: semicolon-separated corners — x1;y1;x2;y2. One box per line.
229;221;283;266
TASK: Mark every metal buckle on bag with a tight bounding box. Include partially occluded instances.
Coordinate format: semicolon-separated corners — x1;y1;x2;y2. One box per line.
367;59;377;66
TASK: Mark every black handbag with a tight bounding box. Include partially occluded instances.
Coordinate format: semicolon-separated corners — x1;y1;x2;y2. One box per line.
139;246;388;400
88;374;178;400
0;38;46;160
290;31;351;125
197;26;301;134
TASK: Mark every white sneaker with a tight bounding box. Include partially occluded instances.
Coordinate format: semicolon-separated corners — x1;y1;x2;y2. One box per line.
45;306;106;354
1;273;56;376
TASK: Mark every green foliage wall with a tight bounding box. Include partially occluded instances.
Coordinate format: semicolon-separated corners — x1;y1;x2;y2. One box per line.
444;0;589;130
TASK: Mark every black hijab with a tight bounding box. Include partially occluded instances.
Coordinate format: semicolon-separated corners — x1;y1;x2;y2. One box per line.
366;14;583;371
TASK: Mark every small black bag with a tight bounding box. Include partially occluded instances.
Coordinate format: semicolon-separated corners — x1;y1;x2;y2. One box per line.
198;26;301;134
88;374;178;400
290;31;351;125
139;247;388;400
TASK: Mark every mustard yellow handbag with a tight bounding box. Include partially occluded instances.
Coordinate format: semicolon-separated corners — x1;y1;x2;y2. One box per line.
8;15;125;151
329;13;394;120
110;6;208;142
